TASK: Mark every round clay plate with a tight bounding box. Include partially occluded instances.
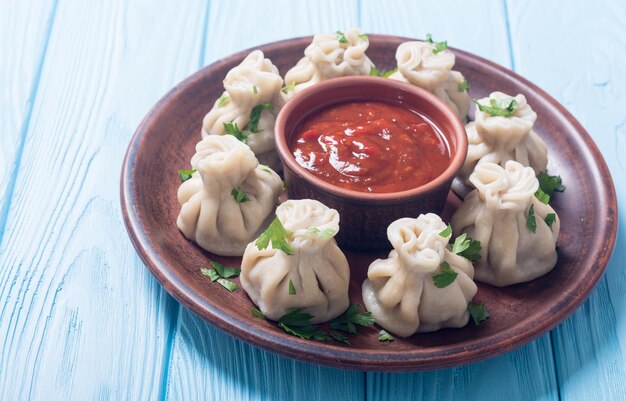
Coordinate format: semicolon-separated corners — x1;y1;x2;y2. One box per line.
121;35;618;371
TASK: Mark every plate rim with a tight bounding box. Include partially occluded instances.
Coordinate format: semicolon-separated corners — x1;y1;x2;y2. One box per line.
120;34;618;371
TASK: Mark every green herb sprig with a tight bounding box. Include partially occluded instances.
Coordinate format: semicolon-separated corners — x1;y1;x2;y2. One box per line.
473;97;518;117
200;261;241;292
178;169;196;182
369;66;398;78
255;216;294;255
231;187;250;203
432;261;458;288
468;301;489;325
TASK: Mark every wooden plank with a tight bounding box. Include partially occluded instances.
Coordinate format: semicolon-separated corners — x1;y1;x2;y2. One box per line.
0;0;57;244
0;0;208;399
507;1;626;400
165;2;366;400
360;1;559;400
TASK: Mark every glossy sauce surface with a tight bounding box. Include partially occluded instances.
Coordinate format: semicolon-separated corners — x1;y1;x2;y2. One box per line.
290;101;450;193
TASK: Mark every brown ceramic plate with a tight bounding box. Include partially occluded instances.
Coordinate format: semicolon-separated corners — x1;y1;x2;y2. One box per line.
120;35;617;371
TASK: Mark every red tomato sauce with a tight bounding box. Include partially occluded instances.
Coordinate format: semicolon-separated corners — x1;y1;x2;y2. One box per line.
289;101;450;193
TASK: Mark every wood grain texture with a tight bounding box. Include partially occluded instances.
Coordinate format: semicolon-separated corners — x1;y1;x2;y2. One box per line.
507;1;626;400
0;0;57;243
165;2;365;400
360;1;558;400
0;0;207;399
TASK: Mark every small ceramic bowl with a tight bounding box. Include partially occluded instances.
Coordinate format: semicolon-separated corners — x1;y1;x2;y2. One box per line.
275;76;467;250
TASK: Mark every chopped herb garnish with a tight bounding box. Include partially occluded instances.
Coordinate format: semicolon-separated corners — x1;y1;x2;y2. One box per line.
545;213;556;228
433;40;448;54
261;167;273;174
251;307;265;319
329;304;374;334
432;261;458;288
473;97;518;117
330;330;351;345
535;188;550;204
319;228;336;238
231;187;250;203
468;301;489;325
217;93;230;107
527;204;537;234
425;33;434;43
217;278;239;292
209;260;240;278
458;78;469;93
248;103;273;133
439;224;452;238
178;169;196;182
336;30;349;44
537;171;566;196
451;233;481;261
358;33;368;41
369;66;398;78
281;81;296;94
253;85;258;94
378;330;394;342
255;216;294;255
278;309;330;341
288;279;296;295
223;122;249;142
200;267;220;282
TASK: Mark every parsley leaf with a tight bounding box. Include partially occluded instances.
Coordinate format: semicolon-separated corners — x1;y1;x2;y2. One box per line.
473;97;518;117
425;33;434;43
217;93;230;107
251;307;265;319
255;216;294;255
358;33;368;41
253;85;258;94
451;233;481;261
537;171;566;196
535;188;550;204
330;330;351;345
527;204;537;234
378;330;394;342
545;213;556;228
217;278;239;292
468;301;489;325
458;78;469;93
278;309;330;341
209;260;240;278
329;304;374;334
336;30;349;44
369;66;398;78
248;103;273;133
433;40;448;54
231;187;250;203
200;267;220;282
178;169;196;182
288;279;296;295
439;224;452;238
281;81;296;94
223;122;249;142
432;261;458;288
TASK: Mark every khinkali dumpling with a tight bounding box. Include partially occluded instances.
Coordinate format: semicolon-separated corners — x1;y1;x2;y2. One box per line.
362;214;477;337
201;50;284;171
282;28;374;99
450;161;560;287
240;199;350;323
452;91;549;197
177;135;283;256
389;41;469;121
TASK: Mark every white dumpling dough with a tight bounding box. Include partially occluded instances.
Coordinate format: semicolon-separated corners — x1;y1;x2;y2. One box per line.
389;41;469;121
240;199;350;324
201;50;284;171
282;28;374;99
362;214;477;337
450;161;560;287
452;91;549;197
177;135;283;256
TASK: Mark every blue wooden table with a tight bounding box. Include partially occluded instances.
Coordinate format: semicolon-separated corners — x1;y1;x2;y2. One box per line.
2;1;625;399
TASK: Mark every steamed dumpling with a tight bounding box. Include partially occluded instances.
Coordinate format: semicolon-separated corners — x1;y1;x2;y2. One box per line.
362;214;477;337
240;199;350;324
389;41;469;121
450;161;560;287
177;135;283;256
452;91;549;197
282;28;374;99
201;50;284;171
